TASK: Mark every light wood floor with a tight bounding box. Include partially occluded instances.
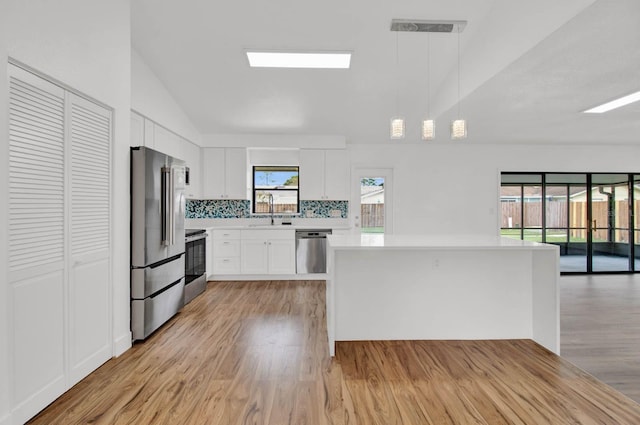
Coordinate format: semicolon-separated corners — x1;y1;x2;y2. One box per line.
560;273;640;403
29;280;640;424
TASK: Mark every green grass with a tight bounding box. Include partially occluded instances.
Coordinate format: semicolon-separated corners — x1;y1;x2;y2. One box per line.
362;227;384;234
500;228;588;243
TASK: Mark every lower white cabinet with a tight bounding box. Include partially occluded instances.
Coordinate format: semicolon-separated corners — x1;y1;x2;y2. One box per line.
240;229;295;275
212;229;241;274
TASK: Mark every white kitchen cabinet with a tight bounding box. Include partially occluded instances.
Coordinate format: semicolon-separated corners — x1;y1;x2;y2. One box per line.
240;229;295;274
202;147;248;199
300;149;349;200
267;239;296;274
144;118;154;148
153;123;183;160
211;229;241;274
130;111;144;146
181;138;201;198
205;228;214;278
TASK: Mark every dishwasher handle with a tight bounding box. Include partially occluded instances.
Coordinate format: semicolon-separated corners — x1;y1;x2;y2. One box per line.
296;230;332;239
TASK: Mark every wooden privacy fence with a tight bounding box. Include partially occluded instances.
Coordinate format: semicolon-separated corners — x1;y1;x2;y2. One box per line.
255;203;298;213
501;200;640;242
361;204;384;228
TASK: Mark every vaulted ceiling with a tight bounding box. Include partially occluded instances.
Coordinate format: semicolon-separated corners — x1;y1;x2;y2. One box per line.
131;0;640;144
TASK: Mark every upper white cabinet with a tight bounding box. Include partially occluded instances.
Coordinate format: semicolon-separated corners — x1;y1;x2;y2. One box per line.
202;147;248;199
130;112;200;197
300;149;349;200
181;138;201;199
153;124;183;160
130;111;144;147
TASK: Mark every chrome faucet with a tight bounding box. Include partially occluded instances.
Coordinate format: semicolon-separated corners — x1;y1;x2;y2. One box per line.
268;193;274;225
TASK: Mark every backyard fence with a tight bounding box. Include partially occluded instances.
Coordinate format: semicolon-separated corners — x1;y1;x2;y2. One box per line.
255;203;298;213
361;204;384;228
501;200;640;242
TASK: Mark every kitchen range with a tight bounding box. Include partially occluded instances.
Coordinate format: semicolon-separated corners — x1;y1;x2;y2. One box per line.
184;228;207;303
130;147;187;341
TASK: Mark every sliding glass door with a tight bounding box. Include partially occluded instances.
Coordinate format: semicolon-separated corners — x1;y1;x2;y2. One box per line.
501;172;639;274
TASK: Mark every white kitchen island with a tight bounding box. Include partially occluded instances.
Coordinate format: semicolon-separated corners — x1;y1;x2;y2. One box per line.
326;234;560;356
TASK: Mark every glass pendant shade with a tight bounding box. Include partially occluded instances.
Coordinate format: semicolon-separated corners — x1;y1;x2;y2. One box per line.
390;117;405;139
451;119;467;140
421;119;435;140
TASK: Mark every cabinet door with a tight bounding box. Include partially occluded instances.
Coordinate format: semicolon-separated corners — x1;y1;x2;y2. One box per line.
324;149;349;200
206;229;214;279
225;148;248;199
202;148;226;199
182;138;201;198
299;149;325;200
130;111;144;147
241;239;268;274
143;118;155;148
268;239;296;274
153;124;182;160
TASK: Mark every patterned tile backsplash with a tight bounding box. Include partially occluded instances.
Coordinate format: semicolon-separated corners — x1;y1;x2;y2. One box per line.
186;199;348;219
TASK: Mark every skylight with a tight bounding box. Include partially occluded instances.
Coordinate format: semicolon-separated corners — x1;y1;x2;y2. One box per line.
583;90;640;113
246;51;352;69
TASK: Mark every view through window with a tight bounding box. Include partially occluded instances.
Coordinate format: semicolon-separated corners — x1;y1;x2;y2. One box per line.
360;177;384;233
253;166;299;214
501;172;640;273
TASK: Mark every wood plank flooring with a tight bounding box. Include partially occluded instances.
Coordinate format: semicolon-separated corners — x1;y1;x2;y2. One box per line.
560;274;640;403
29;280;640;424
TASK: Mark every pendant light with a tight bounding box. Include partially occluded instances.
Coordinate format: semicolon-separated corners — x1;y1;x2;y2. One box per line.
390;32;405;139
451;26;467;139
421;33;435;140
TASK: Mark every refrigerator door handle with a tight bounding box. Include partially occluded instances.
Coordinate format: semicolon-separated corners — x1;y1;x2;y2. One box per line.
169;166;175;246
161;166;171;246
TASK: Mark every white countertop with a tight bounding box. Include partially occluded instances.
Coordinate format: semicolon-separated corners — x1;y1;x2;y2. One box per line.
186;218;351;231
327;234;557;250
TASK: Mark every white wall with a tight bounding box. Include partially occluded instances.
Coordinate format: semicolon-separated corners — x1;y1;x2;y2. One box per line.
1;1;131;422
131;49;202;145
0;4;9;423
348;143;640;235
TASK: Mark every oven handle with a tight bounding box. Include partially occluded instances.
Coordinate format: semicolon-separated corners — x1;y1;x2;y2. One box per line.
185;234;208;243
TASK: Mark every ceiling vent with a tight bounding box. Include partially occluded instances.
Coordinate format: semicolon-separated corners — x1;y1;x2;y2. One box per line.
390;19;467;33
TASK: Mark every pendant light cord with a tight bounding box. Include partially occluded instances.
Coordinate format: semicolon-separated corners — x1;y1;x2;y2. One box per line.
427;34;430;117
395;31;400;116
457;29;461;119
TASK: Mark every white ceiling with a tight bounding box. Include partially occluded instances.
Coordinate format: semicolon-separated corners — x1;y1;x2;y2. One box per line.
131;0;640;144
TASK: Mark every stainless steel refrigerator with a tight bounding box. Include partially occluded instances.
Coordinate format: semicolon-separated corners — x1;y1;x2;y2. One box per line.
130;146;186;341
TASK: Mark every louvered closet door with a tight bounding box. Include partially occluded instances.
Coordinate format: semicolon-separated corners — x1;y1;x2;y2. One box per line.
67;92;112;386
8;65;67;421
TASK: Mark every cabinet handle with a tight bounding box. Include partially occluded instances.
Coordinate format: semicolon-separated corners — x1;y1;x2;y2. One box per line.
223;241;230;245
223;259;230;262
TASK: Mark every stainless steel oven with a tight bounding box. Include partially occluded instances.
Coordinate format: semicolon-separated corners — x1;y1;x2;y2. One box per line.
184;229;207;304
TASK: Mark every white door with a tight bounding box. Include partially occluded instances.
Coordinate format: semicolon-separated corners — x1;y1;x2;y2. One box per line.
67;92;112;386
351;168;394;234
8;66;67;422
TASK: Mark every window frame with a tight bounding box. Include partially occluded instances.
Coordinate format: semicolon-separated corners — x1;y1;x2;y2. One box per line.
252;165;300;214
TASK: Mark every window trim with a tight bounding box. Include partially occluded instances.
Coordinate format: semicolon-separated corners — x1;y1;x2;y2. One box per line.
252;165;300;214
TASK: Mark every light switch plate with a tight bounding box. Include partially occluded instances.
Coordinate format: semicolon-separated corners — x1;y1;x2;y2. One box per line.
330;209;341;217
305;210;314;218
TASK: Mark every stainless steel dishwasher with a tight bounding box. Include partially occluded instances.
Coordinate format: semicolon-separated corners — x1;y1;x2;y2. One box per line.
296;229;332;273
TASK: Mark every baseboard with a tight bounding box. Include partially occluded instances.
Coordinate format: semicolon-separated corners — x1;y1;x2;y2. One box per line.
210;273;327;281
113;331;132;357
